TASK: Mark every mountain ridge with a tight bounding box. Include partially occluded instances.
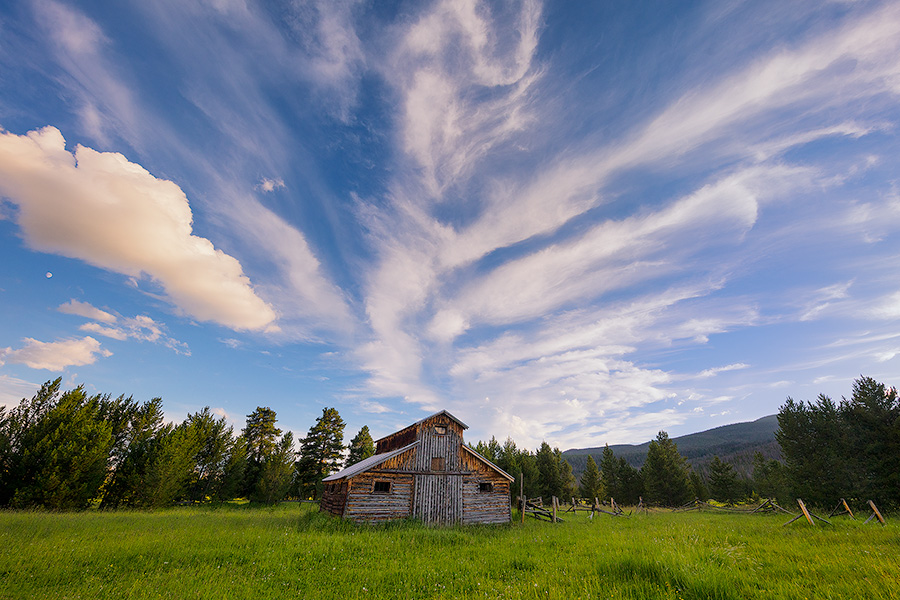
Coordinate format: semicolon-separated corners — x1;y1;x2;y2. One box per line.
562;414;780;478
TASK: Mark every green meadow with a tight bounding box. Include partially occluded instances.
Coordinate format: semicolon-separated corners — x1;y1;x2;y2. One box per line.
1;503;897;600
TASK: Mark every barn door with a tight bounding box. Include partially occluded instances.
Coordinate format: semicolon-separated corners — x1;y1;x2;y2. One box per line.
414;474;462;524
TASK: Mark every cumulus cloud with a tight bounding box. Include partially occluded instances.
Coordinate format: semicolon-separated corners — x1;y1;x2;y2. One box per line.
0;126;277;331
0;336;112;371
57;299;117;323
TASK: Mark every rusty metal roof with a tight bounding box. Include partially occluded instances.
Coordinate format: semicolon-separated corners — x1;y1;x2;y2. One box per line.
322;441;419;482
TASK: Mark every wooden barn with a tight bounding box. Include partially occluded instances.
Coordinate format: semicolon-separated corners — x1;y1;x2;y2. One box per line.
319;410;513;524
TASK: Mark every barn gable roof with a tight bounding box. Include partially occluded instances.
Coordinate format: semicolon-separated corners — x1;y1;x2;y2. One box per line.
462;444;515;481
373;409;468;445
322;441;419;482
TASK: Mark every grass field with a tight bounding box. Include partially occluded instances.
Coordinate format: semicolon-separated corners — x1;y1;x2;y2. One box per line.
1;502;897;599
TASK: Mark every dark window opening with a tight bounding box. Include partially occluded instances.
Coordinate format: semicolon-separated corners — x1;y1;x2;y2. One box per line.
434;424;447;434
479;483;493;493
373;481;391;493
431;457;445;471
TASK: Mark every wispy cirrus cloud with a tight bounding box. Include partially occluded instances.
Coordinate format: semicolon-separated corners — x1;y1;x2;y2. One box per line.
352;0;900;446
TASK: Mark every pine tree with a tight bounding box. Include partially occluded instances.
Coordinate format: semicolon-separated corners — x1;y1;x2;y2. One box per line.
579;455;602;500
559;453;578;501
296;407;345;499
642;431;691;507
241;407;282;497
253;431;294;504
535;442;561;502
346;425;375;467
708;455;740;503
242;407;281;463
8;385;113;509
598;444;619;501
617;457;644;505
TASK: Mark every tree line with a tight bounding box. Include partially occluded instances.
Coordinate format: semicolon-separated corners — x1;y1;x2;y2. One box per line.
0;379;365;509
2;376;895;511
474;376;898;510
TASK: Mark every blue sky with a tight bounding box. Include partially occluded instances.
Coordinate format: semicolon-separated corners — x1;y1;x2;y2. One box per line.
1;0;899;450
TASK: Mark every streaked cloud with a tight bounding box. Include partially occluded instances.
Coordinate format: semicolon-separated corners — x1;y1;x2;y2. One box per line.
58;299;116;323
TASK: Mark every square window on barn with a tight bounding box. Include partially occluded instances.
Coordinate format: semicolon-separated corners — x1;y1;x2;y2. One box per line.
478;483;493;493
431;457;445;471
373;481;391;493
434;424;447;434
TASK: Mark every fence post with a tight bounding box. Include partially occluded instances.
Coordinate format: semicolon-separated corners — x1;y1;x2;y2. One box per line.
520;474;525;525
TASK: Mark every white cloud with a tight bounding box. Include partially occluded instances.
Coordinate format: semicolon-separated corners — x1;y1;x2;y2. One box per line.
0;336;112;371
79;322;128;341
58;299;117;323
258;177;285;193
0;374;40;409
32;0;142;145
698;363;751;378
0;126;277;331
870;291;900;320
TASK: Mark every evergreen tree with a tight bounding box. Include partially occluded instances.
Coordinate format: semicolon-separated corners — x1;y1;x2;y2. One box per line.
184;407;244;502
840;376;900;503
241;407;282;497
296;407;345;499
642;431;691;507
776;395;845;506
100;397;168;508
126;421;202;508
617;457;644;505
7;384;113;509
689;468;708;501
558;453;578;501
474;437;502;462
708;455;741;503
346;425;375;467
535;442;561;502
253;431;294;504
217;435;248;502
751;451;789;504
496;438;540;499
598;445;619;501
579;455;602;500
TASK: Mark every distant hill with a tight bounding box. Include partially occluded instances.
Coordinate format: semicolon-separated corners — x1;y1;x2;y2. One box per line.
562;415;781;479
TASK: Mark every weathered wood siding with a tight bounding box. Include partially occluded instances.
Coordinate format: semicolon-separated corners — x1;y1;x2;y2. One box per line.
376;425;417;454
461;476;510;524
460;446;511;524
319;480;348;516
343;472;414;522
414;474;463;524
414;414;464;471
324;410;511;525
338;445;418;523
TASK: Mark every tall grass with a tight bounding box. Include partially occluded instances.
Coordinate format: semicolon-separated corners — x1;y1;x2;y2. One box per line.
1;503;896;599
